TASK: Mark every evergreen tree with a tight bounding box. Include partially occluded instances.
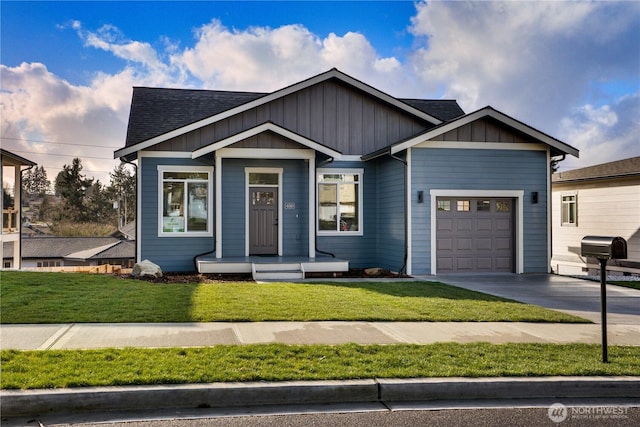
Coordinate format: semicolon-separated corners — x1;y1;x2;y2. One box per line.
23;166;51;196
54;158;93;222
108;163;136;228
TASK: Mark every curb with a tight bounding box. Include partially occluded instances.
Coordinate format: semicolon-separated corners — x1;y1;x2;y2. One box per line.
2;377;639;417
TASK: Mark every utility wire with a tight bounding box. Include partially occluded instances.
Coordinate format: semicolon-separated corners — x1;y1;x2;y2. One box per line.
1;136;121;149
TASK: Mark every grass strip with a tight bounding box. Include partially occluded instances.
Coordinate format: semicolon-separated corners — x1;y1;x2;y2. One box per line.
0;272;587;323
609;281;640;291
2;343;639;390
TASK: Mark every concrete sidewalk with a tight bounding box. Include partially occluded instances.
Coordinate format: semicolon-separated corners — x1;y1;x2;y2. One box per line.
2;321;639;350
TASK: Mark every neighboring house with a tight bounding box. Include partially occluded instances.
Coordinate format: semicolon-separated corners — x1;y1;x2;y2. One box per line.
115;68;578;278
551;156;640;276
1;149;36;269
2;237;135;269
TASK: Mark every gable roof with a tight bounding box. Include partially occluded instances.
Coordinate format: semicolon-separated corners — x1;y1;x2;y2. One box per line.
1;149;36;167
387;106;579;158
553;156;640;183
116;68;453;159
192;121;342;159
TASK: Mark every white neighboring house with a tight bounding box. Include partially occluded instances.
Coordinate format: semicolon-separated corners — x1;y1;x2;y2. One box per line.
551;156;640;277
1;149;36;269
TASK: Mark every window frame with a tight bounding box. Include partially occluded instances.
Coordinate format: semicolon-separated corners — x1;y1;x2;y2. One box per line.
157;165;214;237
316;168;364;236
561;193;578;227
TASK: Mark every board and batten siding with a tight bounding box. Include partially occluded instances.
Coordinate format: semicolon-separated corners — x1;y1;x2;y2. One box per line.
551;177;640;275
148;80;430;156
139;156;215;272
410;148;549;275
374;156;407;272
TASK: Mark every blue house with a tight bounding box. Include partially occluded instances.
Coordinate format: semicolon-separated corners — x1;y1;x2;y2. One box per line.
115;69;578;278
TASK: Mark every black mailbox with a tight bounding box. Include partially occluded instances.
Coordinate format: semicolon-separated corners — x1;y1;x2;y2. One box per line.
581;236;627;260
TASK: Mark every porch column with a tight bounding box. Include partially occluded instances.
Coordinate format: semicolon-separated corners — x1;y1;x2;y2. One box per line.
215;153;222;258
308;156;315;258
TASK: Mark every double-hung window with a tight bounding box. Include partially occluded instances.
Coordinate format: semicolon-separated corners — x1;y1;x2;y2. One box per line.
317;169;363;235
561;193;577;226
158;165;213;236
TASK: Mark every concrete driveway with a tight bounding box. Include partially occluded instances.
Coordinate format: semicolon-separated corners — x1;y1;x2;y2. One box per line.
431;274;640;326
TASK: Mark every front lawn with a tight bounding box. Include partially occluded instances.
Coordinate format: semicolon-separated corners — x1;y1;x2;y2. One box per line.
609;281;640;290
0;271;587;323
2;343;639;389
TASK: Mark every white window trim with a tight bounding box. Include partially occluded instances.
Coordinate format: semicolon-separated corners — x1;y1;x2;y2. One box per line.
316;168;364;236
244;167;283;256
429;189;524;274
561;192;578;227
157;165;214;237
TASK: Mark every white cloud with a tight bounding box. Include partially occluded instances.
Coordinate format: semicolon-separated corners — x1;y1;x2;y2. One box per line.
409;0;640;166
2;2;639;186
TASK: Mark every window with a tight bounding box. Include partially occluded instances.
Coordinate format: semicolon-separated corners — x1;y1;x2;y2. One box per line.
477;200;491;212
496;200;511;212
561;194;577;226
437;200;451;211
317;170;362;234
457;200;470;212
158;166;213;236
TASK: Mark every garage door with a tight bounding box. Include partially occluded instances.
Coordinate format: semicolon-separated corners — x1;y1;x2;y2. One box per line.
436;198;514;273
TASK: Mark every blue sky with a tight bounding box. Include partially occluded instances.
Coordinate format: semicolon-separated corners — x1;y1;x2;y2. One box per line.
2;1;639;184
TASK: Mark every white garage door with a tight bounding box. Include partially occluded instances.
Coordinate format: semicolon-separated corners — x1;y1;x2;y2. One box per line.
436;198;514;273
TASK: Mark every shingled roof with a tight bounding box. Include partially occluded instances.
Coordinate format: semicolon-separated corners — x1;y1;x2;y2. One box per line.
3;237;134;261
553;156;640;183
123;87;465;148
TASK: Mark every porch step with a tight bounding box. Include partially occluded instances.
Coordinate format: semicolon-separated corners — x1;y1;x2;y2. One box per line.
252;262;304;281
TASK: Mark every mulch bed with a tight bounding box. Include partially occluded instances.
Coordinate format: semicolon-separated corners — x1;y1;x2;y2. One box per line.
124;268;410;284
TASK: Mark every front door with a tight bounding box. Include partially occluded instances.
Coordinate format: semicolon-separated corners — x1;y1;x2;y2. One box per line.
249;187;278;255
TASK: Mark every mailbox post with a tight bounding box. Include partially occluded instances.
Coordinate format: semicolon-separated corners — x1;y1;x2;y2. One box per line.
580;236;628;363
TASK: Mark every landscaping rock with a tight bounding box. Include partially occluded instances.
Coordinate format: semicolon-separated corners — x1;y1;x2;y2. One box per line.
364;267;385;276
132;260;163;278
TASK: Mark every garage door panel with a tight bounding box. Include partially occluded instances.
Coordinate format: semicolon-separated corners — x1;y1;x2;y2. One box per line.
495;238;512;250
456;238;472;250
436;197;514;273
477;257;492;270
495;219;511;231
437;258;453;271
496;257;512;270
477;238;492;250
437;218;453;232
437;238;453;250
476;219;493;231
456;258;473;270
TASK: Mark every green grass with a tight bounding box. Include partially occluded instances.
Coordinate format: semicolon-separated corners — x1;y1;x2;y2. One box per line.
2;343;639;389
609;281;640;290
0;271;587;323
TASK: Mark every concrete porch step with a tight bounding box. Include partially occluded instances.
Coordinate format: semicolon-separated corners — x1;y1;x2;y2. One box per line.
252;262;304;281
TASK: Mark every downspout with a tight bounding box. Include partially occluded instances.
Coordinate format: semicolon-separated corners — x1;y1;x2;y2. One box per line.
120;157;138;266
315;156;336;258
19;164;36;270
388;150;408;275
549;153;567;274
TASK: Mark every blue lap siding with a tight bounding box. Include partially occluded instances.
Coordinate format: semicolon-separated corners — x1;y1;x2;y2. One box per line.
139;156;215;272
410;147;549;275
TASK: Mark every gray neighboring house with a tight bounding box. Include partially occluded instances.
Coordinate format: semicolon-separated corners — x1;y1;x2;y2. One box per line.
3;237;135;269
115;68;579;277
